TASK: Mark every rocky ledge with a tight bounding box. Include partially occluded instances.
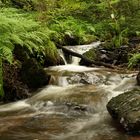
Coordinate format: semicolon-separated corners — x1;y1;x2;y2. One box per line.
107;89;140;134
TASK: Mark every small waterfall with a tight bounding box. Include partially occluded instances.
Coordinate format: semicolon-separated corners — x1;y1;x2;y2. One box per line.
63;41;101;65
72;56;80;65
58;49;67;64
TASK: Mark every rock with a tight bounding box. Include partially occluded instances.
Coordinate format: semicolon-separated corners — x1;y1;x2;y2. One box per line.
107;89;140;134
79;48;96;66
44;41;65;66
80;45;129;66
44;55;65;66
21;58;51;89
64;52;72;64
67;72;103;85
3;63;30;102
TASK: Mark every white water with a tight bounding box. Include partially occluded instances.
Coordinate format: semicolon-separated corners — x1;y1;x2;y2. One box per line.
58;49;67;64
47;64;99;72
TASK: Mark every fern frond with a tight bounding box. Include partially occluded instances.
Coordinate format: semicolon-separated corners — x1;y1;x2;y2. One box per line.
10;34;24;46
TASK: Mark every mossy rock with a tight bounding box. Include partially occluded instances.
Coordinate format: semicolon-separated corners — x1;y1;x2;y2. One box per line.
107;89;140;134
21;58;51;89
79;48;96;66
80;44;130;66
44;41;65;66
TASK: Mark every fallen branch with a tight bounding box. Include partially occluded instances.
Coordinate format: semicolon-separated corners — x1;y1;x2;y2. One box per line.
58;45;116;69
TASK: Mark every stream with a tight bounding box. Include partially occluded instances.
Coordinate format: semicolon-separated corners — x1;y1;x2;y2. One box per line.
0;43;139;140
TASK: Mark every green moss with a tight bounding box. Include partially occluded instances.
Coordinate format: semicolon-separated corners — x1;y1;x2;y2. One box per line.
44;41;64;66
83;48;96;60
45;41;59;61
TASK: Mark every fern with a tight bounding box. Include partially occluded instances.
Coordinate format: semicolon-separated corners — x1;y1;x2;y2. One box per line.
128;53;140;68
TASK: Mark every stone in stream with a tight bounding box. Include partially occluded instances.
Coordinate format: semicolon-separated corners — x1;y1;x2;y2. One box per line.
107;89;140;134
79;45;129;66
3;62;30;102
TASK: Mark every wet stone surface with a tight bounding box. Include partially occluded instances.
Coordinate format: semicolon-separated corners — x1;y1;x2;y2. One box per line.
107;89;140;134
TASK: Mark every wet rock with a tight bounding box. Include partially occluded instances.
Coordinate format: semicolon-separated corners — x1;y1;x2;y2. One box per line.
65;102;88;112
44;55;65;67
64;52;72;64
21;58;51;89
79;48;96;66
107;89;140;134
80;45;130;66
44;42;65;66
67;72;103;85
3;63;30;102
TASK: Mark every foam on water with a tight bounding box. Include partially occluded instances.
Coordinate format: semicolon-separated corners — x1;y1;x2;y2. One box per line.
47;64;100;72
0;100;30;112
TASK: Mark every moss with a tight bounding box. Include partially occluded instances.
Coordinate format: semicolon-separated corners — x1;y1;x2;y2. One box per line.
44;41;65;66
80;48;96;66
83;48;96;60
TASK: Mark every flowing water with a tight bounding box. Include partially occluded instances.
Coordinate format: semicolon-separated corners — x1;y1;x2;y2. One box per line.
0;43;140;140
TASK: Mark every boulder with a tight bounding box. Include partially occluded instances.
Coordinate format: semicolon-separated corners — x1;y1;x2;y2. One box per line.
79;48;96;66
21;58;51;89
3;63;30;102
80;45;129;66
44;41;65;66
107;89;140;134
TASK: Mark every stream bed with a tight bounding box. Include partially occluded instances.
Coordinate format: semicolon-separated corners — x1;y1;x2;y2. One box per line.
0;64;139;140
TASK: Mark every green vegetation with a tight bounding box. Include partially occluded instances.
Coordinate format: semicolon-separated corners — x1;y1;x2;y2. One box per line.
0;7;57;96
128;53;140;68
0;0;140;96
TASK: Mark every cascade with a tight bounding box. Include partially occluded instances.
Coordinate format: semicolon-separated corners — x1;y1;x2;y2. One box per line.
0;42;138;140
60;41;101;65
58;49;67;65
